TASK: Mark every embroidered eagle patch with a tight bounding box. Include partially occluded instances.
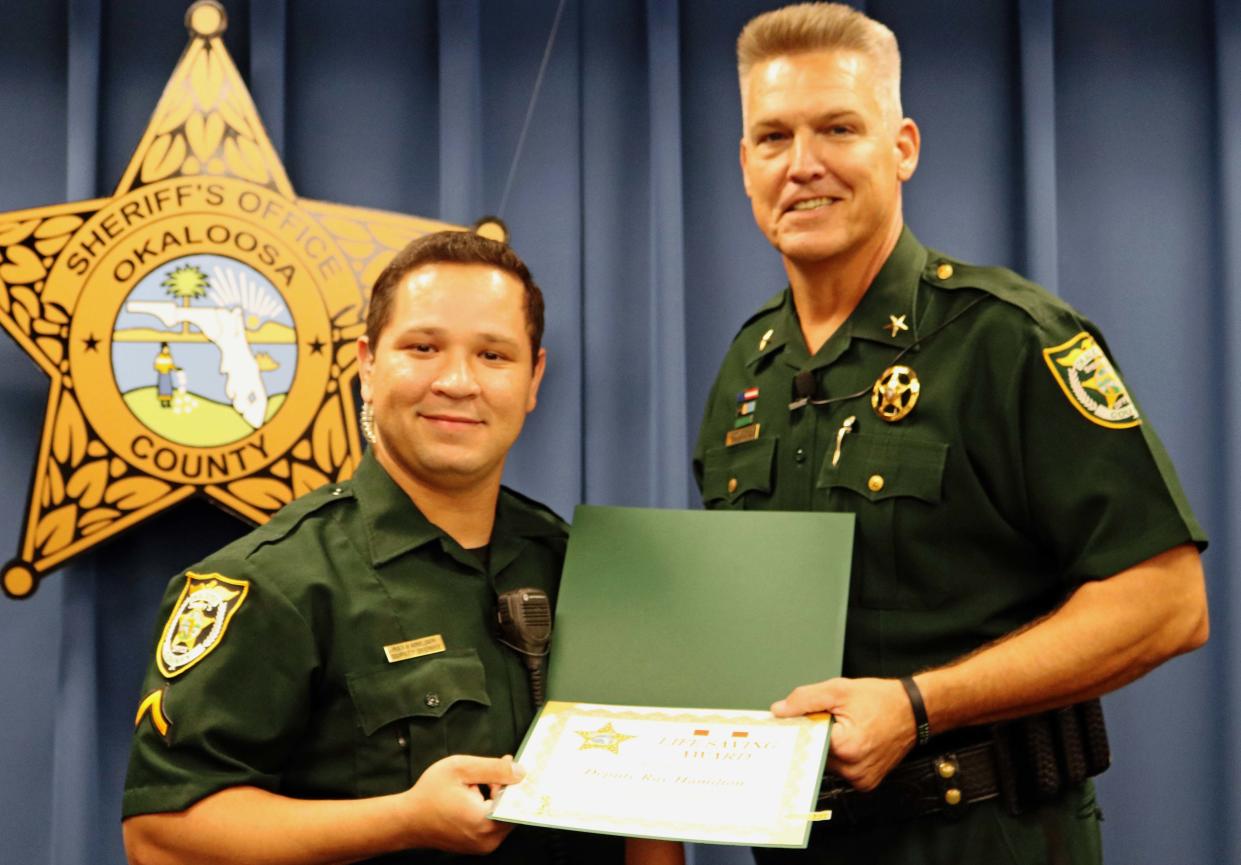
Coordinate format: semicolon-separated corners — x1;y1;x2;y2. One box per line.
1042;332;1141;429
156;572;251;678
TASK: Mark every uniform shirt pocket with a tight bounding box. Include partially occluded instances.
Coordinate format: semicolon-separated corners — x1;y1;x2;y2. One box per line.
818;433;949;609
346;649;491;796
701;437;777;508
820;433;947;504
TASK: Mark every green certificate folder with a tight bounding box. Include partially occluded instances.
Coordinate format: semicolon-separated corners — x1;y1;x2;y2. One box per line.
546;505;855;710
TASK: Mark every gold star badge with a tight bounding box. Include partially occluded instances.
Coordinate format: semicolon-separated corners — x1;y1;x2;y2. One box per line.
871;365;921;422
576;721;635;754
0;1;462;599
884;314;909;338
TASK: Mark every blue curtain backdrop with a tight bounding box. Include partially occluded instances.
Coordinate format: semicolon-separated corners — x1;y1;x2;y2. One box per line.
0;1;1234;863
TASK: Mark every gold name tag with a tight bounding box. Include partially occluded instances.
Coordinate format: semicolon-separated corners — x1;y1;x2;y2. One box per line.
725;423;761;447
384;634;446;663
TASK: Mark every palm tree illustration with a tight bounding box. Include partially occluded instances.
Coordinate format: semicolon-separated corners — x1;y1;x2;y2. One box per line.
161;264;210;336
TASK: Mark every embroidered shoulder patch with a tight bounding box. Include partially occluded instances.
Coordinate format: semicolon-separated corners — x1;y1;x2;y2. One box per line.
1042;332;1141;429
156;571;251;678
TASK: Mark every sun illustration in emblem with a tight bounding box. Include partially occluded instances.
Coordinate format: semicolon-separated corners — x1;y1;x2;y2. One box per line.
576;722;635;755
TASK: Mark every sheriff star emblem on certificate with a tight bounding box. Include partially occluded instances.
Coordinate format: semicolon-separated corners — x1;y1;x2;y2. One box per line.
0;1;460;600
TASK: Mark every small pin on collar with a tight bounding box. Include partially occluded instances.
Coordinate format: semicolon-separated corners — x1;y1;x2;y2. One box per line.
884;314;909;338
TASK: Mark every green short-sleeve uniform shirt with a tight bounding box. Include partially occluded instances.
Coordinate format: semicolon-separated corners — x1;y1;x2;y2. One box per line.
695;228;1204;679
124;451;615;864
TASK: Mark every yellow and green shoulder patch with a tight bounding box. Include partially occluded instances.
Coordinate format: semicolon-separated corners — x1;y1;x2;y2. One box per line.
156;571;251;678
1042;332;1141;429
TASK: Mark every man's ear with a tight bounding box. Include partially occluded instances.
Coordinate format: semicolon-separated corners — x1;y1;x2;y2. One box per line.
895;117;920;182
526;347;547;413
739;137;753;197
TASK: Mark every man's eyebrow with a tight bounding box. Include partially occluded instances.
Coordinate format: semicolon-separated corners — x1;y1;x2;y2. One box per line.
478;333;522;349
817;109;864;122
390;326;522;349
749;107;863;127
746;114;785;130
391;326;444;339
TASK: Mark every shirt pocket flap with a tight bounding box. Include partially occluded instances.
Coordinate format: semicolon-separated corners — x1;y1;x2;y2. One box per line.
347;649;491;735
819;433;947;504
702;436;777;503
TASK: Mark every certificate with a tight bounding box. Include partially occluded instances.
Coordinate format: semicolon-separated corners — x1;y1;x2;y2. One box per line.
493;506;854;847
492;701;832;848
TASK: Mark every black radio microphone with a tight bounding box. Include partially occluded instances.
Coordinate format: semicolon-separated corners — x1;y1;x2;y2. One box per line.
496;587;552;707
789;370;819;410
794;371;818;400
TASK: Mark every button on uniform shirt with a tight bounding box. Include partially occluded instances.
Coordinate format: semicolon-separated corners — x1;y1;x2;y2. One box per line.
693;228;1205;680
125;451;619;864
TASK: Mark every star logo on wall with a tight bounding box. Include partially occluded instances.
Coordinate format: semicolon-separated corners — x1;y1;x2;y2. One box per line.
0;1;461;599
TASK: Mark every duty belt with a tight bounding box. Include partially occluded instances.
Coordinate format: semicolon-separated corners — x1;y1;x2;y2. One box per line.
819;740;998;828
817;700;1111;830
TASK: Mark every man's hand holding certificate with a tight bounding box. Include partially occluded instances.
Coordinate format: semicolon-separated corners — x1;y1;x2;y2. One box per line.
489;506;853;849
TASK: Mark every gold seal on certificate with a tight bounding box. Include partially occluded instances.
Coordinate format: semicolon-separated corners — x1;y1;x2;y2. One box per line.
491;702;832;847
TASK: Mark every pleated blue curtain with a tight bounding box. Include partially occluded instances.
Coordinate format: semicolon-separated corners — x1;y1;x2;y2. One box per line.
1213;0;1241;855
1016;0;1059;292
0;0;66;834
1053;5;1224;860
0;2;1237;864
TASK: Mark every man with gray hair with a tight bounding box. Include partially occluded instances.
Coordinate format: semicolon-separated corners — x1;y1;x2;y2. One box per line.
689;3;1208;863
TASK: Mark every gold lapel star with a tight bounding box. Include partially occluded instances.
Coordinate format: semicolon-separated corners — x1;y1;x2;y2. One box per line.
0;1;462;600
884;314;909;338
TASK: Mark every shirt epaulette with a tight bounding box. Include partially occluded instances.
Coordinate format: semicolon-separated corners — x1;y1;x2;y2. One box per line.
729;289;792;367
235;480;356;558
921;250;1074;331
499;486;570;538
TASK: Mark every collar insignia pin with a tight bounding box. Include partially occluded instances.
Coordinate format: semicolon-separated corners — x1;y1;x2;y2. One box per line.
884;314;909;338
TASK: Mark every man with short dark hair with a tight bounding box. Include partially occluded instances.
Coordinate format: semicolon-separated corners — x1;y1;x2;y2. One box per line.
691;3;1209;863
123;230;617;864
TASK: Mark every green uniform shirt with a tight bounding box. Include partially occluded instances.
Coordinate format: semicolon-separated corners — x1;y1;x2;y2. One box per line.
694;227;1206;680
124;451;617;864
